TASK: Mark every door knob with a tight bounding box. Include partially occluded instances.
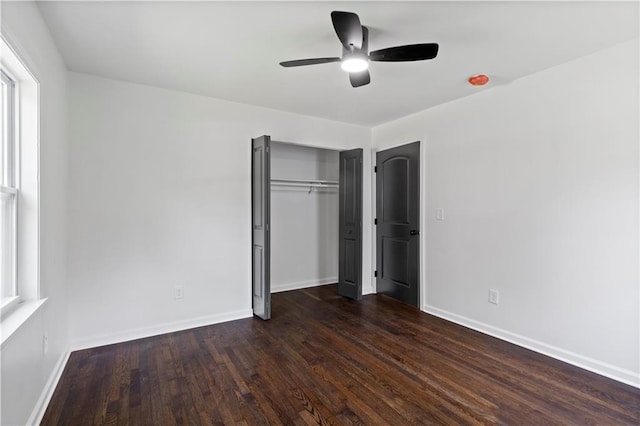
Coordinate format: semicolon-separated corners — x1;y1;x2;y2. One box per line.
410;229;419;236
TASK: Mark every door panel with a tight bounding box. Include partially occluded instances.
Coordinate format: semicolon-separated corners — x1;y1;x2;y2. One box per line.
382;157;410;224
343;239;356;284
376;142;420;307
338;148;363;300
253;246;263;298
252;135;271;319
382;237;410;287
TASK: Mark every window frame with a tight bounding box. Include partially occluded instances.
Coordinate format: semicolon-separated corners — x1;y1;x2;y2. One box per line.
0;32;40;329
0;67;19;312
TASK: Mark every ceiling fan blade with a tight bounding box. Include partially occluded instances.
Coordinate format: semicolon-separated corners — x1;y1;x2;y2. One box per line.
331;11;363;50
369;43;439;62
349;70;370;88
361;26;369;54
279;57;341;67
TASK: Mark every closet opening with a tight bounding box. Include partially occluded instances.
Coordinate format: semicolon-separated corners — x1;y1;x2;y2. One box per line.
271;141;340;294
251;135;363;319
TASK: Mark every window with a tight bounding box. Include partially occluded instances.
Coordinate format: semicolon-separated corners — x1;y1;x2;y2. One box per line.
0;69;17;309
0;34;40;325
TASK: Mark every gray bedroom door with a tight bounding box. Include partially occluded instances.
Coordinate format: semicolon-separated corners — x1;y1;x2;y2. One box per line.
376;141;420;307
338;148;363;300
251;135;271;319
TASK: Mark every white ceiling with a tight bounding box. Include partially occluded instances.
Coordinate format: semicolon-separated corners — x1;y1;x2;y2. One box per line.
37;1;638;126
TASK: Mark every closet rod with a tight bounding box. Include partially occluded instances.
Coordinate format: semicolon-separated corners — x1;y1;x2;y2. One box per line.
271;181;338;188
271;178;338;186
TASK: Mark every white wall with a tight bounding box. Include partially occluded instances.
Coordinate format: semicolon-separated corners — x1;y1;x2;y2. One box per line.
372;39;639;386
0;2;70;424
271;143;339;292
67;72;371;348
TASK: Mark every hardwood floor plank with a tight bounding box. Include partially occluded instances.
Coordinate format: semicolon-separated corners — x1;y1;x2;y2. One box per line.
42;285;640;425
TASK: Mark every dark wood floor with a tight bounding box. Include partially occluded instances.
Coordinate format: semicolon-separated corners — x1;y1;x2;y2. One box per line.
43;285;639;425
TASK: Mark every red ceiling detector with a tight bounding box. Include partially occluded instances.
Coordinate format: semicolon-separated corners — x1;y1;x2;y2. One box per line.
468;74;489;86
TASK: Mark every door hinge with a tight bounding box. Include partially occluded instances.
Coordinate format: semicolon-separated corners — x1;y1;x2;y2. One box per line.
374;166;377;173
374;270;378;277
374;218;377;225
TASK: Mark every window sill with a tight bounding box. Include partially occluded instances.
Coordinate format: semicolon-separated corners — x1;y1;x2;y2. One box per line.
0;298;47;348
1;296;20;313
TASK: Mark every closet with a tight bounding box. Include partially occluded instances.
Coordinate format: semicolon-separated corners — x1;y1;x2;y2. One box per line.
270;141;340;293
251;135;363;319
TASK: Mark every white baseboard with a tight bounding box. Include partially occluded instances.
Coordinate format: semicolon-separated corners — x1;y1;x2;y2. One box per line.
71;309;253;351
271;277;337;293
27;350;71;426
423;304;639;389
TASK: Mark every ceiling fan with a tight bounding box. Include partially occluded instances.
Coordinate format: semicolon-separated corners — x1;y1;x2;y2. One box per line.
280;11;439;88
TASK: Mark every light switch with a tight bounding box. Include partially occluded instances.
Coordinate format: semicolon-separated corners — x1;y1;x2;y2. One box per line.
436;208;445;221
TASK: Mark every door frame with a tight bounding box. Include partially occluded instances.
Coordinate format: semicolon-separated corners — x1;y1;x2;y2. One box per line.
371;140;424;309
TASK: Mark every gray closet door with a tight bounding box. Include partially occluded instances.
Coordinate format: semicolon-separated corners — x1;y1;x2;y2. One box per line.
376;141;420;307
252;135;271;319
338;148;363;300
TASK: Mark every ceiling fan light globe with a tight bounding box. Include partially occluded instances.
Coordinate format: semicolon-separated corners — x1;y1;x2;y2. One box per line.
341;57;369;73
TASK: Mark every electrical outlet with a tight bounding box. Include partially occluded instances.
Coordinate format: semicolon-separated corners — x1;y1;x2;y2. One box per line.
43;333;49;354
174;285;184;300
488;289;499;305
